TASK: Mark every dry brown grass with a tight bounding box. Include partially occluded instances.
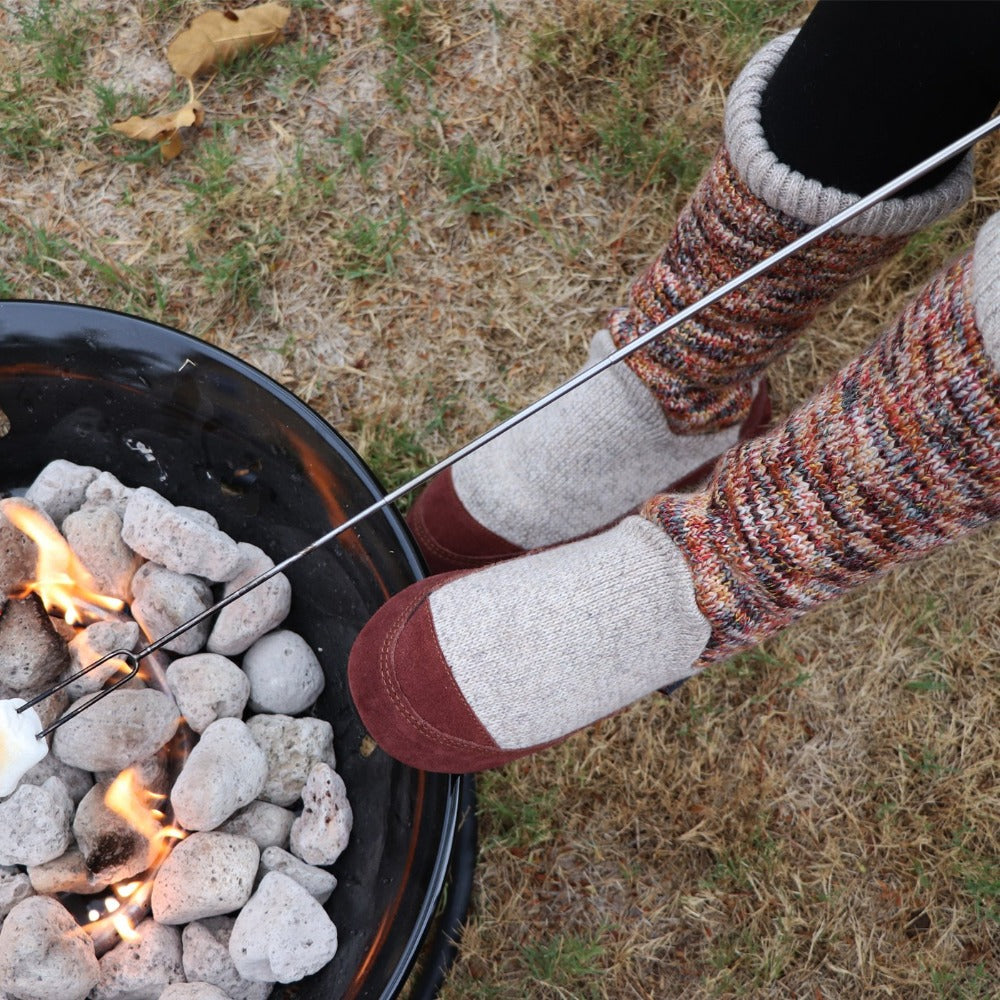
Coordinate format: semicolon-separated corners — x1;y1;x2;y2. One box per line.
2;0;998;997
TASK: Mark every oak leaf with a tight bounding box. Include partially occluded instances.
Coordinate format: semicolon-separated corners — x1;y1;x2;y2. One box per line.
167;3;291;79
111;100;205;161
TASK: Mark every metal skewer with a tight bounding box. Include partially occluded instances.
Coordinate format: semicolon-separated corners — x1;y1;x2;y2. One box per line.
19;113;1000;739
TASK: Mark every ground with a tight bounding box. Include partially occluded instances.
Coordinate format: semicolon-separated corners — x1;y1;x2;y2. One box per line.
1;1;998;997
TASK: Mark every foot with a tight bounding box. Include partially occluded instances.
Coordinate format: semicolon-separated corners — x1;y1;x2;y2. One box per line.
406;329;771;574
348;516;710;772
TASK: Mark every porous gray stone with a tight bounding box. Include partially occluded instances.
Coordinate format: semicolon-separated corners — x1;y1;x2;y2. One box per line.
91;919;184;1000
73;782;155;883
83;472;134;517
61;507;139;603
159;985;231;1000
229;872;338;984
152;832;259;925
65;619;141;698
259;846;337;904
0;777;73;867
218;800;295;850
52;688;179;773
0;896;99;1000
122;488;242;582
14;743;93;804
27;847;109;895
206;544;291;656
289;763;352;867
0;509;36;597
171;718;268;831
242;629;324;715
130;563;213;655
181;920;272;1000
165;653;250;734
23;460;100;525
0;870;32;920
246;714;336;807
0;592;70;694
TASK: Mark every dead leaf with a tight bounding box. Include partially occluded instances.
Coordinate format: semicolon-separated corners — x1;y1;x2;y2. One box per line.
111;100;205;161
167;3;291;79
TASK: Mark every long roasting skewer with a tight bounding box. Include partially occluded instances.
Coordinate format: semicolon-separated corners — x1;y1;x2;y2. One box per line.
19;113;1000;739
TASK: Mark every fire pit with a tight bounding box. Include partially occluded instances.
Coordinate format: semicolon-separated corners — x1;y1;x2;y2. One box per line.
0;300;475;999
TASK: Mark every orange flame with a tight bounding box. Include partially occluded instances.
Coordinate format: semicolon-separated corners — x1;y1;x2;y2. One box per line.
81;767;187;945
2;499;125;625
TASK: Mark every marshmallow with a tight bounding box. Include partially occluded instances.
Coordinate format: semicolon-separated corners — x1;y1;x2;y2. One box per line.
0;699;48;797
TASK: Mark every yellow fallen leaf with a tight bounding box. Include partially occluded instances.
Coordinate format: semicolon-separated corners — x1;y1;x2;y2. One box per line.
111;100;205;160
167;3;291;79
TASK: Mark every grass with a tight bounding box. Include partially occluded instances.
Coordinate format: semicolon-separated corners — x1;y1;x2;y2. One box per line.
4;0;1000;996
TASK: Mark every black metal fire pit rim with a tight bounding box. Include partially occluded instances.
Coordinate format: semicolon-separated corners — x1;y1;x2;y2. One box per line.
0;299;479;999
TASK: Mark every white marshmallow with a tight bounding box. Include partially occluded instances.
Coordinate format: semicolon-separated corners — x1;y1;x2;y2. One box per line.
0;699;48;797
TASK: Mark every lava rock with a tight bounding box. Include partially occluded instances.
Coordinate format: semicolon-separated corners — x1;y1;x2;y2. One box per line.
170;718;267;831
229;872;338;984
0;896;99;1000
152;832;259;925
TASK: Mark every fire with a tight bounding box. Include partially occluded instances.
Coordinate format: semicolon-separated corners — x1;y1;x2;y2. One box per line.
2;499;124;625
82;767;187;945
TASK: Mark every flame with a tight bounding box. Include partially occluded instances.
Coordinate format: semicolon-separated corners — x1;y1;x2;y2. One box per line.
2;499;124;625
81;767;188;946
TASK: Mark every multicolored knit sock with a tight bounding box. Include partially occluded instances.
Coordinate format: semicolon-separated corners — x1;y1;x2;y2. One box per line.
646;225;1000;667
408;31;972;574
608;31;972;434
349;216;1000;774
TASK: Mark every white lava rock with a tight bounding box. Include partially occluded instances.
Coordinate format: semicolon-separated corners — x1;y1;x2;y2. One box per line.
242;630;324;715
23;460;100;525
290;763;352;866
65;619;141;697
160;985;231;1000
207;544;292;656
218;801;295;850
91;919;184;1000
0;869;32;920
246;715;336;807
0;507;37;597
52;689;179;773
0;896;99;1000
171;718;267;831
130;563;213;655
14;747;90;806
165;653;250;733
0;698;48;797
260;846;337;904
181;919;273;1000
122;488;242;582
152;832;259;924
0;777;73;866
61;507;139;603
27;847;109;895
83;472;134;517
73;782;156;883
229;872;338;983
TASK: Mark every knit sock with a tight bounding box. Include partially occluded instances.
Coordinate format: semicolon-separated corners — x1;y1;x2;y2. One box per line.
608;31;972;433
349;216;1000;773
646;225;1000;668
414;31;971;570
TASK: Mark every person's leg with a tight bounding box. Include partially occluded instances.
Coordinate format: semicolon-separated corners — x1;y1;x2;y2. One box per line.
410;6;986;574
350;216;1000;773
760;0;1000;197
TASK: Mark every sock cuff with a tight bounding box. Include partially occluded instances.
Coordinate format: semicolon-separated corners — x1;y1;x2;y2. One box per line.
972;213;1000;370
725;31;973;237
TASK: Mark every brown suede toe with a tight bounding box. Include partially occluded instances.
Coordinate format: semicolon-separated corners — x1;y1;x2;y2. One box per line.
406;468;525;574
405;381;772;574
348;571;551;773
